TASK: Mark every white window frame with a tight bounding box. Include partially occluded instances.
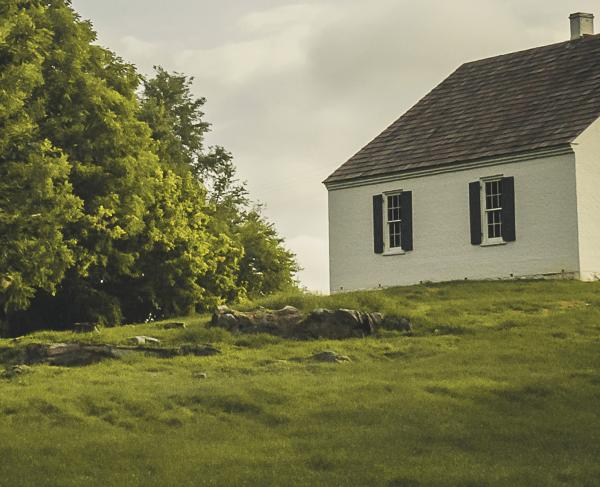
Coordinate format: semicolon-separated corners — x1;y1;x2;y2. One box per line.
480;175;505;246
383;190;405;255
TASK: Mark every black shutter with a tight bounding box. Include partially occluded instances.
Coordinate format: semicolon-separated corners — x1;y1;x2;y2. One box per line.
469;181;482;245
401;191;413;251
373;195;384;254
501;177;516;242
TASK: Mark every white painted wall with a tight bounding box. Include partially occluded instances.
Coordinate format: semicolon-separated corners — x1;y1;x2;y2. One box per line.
328;153;580;292
573;117;600;281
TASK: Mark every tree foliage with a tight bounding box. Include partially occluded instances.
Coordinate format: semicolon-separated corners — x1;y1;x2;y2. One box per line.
0;0;298;335
0;1;82;320
236;209;300;297
140;67;299;300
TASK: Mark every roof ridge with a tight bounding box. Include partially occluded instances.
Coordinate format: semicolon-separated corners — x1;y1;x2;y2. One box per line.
460;33;600;67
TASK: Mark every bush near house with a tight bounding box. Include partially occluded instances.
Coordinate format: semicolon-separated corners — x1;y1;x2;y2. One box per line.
0;280;599;487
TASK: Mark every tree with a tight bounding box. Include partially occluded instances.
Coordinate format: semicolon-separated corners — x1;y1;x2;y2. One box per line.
235;209;300;297
139;67;247;312
0;2;299;335
114;169;238;322
140;68;299;299
1;1;220;331
139;67;249;205
0;1;82;326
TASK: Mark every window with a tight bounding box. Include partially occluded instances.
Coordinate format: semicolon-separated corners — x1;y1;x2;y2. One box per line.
482;178;503;243
373;191;413;255
386;193;402;250
469;176;515;246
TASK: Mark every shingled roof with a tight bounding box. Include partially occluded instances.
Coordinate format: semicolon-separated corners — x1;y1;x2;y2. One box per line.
325;33;600;186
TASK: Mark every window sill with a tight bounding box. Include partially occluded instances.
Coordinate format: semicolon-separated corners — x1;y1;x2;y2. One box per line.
383;249;406;256
480;240;506;247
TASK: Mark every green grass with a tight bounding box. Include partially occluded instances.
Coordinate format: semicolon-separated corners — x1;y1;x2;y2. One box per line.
1;280;599;486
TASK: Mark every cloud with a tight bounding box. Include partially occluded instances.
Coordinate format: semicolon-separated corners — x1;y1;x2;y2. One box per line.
239;3;333;34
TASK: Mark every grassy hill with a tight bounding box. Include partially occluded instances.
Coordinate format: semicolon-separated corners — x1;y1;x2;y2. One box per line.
0;280;599;486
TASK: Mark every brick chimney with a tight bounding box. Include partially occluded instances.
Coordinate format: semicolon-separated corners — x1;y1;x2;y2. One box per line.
570;12;594;40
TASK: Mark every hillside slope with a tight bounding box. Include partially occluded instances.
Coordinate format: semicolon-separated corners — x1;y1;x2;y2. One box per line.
0;281;599;486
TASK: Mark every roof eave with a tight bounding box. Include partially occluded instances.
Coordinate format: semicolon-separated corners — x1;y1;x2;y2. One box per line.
324;144;574;190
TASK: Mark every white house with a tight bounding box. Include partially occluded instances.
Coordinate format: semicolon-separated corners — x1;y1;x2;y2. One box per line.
324;13;600;293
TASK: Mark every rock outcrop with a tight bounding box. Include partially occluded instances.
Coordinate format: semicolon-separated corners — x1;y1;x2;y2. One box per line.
211;305;411;339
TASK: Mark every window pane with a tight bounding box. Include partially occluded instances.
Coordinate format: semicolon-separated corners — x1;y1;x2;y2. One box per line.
389;221;401;248
387;194;402;222
486;210;502;238
484;179;502;211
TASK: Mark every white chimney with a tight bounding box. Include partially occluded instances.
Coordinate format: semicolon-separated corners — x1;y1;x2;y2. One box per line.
570;12;594;40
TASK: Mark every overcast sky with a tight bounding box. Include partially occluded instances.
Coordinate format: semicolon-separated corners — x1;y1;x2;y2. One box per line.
71;0;598;292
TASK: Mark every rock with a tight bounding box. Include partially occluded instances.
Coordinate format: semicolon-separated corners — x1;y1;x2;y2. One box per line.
1;364;32;379
128;336;161;346
7;341;222;367
163;322;187;330
23;343;116;366
210;306;304;336
73;322;100;334
371;312;384;326
300;308;379;339
45;343;115;366
311;351;351;363
193;372;208;379
217;313;239;328
279;306;300;314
